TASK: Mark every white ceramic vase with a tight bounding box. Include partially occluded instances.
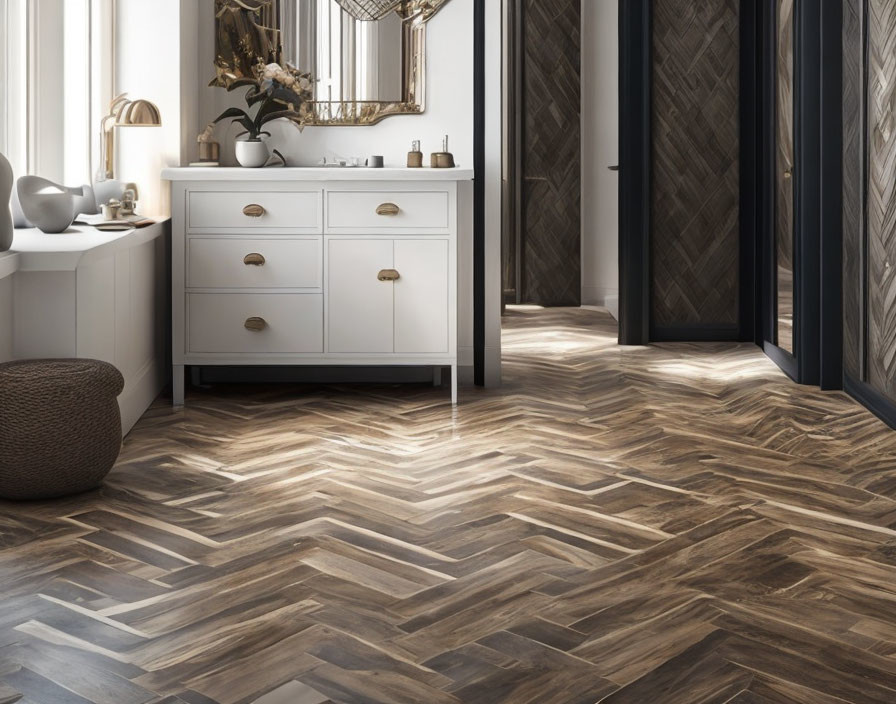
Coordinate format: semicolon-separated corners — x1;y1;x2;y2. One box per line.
235;139;270;168
17;176;77;234
0;152;12;252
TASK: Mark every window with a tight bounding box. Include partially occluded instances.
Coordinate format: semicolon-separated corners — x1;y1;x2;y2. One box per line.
0;0;28;179
0;0;112;183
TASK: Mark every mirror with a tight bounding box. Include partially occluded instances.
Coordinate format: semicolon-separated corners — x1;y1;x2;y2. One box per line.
775;0;795;354
212;0;450;125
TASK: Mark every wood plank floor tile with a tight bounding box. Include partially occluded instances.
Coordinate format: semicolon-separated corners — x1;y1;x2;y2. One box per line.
3;307;896;702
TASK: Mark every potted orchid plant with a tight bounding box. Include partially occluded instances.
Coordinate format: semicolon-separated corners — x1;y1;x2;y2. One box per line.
215;61;314;167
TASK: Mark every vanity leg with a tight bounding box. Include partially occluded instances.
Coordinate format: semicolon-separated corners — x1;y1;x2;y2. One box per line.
433;366;442;387
451;364;458;405
173;364;185;406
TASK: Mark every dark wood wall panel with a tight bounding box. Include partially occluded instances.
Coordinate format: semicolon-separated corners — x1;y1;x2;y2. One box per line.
843;0;863;380
867;0;896;400
520;0;581;306
650;0;740;329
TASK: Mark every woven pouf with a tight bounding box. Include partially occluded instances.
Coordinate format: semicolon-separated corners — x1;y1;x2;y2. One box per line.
0;359;125;500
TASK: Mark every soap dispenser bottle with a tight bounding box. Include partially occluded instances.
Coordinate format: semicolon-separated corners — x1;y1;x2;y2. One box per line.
407;140;423;168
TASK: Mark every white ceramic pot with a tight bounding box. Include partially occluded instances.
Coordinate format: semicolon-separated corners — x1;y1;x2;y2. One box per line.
16;176;77;234
0;152;12;252
235;139;270;168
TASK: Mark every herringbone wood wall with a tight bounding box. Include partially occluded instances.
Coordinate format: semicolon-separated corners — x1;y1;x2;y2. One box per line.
843;0;863;380
520;0;581;307
650;0;740;330
867;0;896;401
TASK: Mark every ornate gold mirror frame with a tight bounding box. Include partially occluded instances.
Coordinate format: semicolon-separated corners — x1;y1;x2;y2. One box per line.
212;0;450;126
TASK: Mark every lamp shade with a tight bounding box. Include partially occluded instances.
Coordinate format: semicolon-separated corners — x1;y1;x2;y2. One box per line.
115;99;162;127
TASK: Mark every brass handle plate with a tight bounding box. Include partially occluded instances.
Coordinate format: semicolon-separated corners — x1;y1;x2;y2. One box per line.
243;204;266;217
243;253;266;266
783;168;793;180
376;202;400;216
244;316;267;331
377;269;400;282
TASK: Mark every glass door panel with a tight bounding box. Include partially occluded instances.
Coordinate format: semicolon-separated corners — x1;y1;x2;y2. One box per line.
775;0;795;354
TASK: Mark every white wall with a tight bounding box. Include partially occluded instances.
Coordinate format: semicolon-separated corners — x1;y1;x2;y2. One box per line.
581;0;619;317
115;0;201;216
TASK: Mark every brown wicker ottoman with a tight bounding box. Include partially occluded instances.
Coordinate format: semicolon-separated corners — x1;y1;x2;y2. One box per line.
0;359;125;500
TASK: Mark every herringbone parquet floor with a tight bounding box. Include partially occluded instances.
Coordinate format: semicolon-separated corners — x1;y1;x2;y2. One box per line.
3;307;896;704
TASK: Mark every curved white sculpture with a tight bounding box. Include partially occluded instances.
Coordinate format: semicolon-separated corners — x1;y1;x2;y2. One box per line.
16;176;77;234
0;153;12;252
13;179;98;230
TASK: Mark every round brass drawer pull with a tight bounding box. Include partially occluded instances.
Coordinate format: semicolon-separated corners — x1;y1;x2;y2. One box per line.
377;269;400;282
243;253;266;266
243;204;266;217
244;317;267;331
376;202;400;216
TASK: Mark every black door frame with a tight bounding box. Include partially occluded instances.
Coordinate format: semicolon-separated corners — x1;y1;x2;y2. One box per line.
473;0;485;386
618;0;762;347
616;0;844;393
617;0;651;346
759;0;842;388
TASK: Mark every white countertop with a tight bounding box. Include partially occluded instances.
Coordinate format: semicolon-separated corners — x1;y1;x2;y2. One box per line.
6;219;169;273
161;166;475;181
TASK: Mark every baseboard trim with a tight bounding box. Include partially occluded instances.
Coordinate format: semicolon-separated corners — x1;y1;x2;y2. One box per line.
650;325;740;342
844;373;896;430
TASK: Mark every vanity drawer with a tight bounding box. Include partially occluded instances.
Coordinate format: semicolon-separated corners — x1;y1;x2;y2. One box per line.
188;293;322;354
188;237;322;290
326;190;450;232
188;191;322;232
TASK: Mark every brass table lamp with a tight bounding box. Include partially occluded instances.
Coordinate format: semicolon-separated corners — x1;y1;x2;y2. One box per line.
98;94;162;181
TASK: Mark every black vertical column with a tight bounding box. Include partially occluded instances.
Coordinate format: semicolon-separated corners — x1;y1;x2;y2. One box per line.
473;0;485;386
618;0;651;346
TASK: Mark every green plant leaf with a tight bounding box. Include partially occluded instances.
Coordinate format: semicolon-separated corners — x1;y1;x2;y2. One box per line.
214;107;250;124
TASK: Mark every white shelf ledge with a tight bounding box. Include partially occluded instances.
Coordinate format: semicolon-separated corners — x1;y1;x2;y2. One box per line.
9;220;169;272
161;166;474;182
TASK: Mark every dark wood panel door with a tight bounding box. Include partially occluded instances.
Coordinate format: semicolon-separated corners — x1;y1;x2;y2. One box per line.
649;0;740;335
519;0;581;306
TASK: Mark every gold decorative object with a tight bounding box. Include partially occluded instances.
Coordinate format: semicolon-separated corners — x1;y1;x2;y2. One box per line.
243;252;266;266
242;204;266;217
375;202;401;216
430;134;456;168
211;0;451;126
377;269;401;282
197;123;221;163
407;140;423;168
244;316;268;331
99;94;162;180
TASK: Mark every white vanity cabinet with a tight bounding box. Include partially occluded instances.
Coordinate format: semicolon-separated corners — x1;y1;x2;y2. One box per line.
163;167;473;405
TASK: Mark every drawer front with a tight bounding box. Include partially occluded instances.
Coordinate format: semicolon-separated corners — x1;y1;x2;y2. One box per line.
188;293;322;354
189;191;322;231
188;238;322;290
326;190;450;232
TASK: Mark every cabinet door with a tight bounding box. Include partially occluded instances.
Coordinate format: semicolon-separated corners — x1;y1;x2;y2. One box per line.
328;239;394;353
394;239;449;354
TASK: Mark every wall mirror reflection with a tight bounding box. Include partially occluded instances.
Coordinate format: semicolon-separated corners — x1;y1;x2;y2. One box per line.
213;0;450;125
